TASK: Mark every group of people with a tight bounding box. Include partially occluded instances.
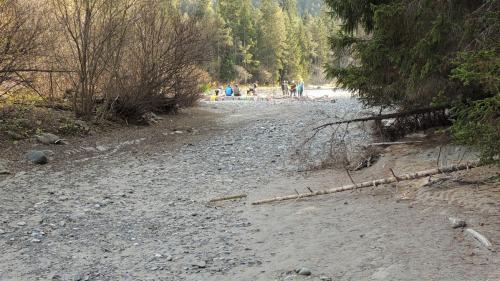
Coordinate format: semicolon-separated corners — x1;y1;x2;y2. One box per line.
281;80;305;97
214;83;258;97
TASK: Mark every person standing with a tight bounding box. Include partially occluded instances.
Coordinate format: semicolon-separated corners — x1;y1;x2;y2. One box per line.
297;81;304;97
225;84;233;96
290;81;297;97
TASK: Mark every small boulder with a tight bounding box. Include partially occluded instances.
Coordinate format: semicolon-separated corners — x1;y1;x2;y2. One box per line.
36;133;64;145
191;260;207;268
448;217;466;229
25;150;49;165
296;267;312;276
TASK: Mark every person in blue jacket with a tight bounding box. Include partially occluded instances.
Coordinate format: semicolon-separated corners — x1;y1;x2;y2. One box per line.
297;81;304;97
225;84;233;96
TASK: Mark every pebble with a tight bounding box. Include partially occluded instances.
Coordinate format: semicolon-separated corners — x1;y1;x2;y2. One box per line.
17;221;27;226
192;260;207;268
0;229;5;234
1;99;367;279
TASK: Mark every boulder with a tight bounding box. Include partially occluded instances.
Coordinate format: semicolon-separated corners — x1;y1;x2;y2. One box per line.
296;267;312;276
25;150;49;165
35;133;64;145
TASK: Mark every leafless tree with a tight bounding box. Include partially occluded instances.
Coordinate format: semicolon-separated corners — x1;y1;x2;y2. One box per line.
0;0;46;96
104;0;211;121
51;0;132;118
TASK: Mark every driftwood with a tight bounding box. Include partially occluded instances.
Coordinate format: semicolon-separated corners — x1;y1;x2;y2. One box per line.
209;194;247;203
465;228;493;250
252;161;480;205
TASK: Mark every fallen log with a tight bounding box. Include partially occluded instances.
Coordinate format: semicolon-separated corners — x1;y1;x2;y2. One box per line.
313;106;447;131
209;194;247;203
252;161;480;205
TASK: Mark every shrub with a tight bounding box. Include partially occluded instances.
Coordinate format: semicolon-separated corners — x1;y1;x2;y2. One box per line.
450;94;500;164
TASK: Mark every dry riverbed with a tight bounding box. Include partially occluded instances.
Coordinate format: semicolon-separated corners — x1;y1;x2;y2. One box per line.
0;95;499;281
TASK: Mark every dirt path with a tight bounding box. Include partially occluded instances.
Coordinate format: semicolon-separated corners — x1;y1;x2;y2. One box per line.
0;97;498;281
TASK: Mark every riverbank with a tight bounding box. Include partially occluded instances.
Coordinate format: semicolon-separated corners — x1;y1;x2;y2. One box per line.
0;95;498;280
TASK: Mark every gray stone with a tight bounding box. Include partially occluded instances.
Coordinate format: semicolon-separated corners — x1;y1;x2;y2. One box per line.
297;267;312;276
35;133;62;145
25;150;48;165
0;160;9;175
448;217;466;229
17;221;26;226
0;229;5;234
42;150;55;157
192;260;207;268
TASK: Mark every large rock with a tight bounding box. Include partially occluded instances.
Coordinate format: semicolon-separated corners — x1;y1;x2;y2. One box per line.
35;133;64;145
25;150;49;165
0;159;10;174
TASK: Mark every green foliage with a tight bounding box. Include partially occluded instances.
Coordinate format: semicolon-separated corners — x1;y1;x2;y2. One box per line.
199;83;212;94
325;0;499;161
325;0;499;108
181;0;333;83
450;94;500;164
451;50;500;94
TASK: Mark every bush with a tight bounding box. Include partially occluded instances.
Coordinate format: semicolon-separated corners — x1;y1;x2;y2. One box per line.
101;4;209;122
450;94;500;164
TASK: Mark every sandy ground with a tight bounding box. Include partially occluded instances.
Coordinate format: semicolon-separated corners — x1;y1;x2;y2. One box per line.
0;95;499;281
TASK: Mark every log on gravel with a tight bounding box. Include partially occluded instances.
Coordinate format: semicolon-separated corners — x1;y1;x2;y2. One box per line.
209;194;247;203
252;161;480;205
465;228;493;250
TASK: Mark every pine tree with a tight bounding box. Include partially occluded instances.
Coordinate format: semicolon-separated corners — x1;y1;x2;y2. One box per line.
255;0;287;82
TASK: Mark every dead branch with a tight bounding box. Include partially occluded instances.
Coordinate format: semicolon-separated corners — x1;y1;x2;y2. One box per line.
208;194;247;203
313;106;448;131
368;141;423;146
252;161;481;205
465;228;493;250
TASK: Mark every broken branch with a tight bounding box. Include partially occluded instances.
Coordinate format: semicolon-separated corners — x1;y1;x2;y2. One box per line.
252;161;481;205
313;107;448;131
208;194;247;203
